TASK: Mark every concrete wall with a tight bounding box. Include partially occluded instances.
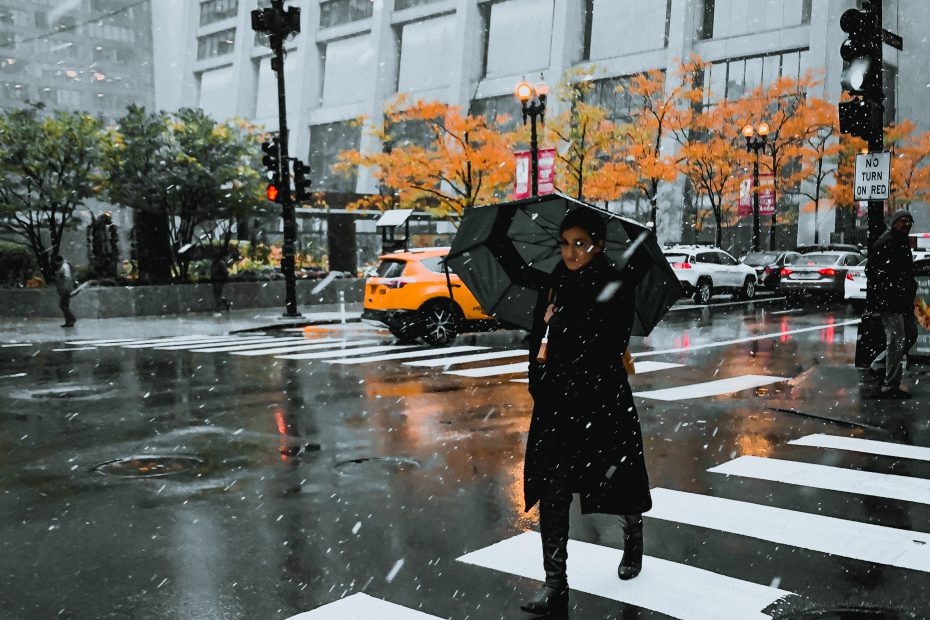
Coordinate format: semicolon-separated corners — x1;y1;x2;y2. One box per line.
0;279;364;319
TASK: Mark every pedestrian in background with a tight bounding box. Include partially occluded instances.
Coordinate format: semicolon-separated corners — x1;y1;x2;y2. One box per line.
521;208;652;617
211;252;232;315
51;254;76;328
867;209;918;400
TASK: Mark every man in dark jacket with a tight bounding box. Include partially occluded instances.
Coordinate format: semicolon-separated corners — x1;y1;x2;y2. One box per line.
51;254;76;328
866;209;918;399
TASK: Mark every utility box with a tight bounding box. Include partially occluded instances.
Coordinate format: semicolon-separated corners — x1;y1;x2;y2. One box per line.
914;259;930;357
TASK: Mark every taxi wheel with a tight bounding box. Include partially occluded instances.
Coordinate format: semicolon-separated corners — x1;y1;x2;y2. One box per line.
418;300;462;347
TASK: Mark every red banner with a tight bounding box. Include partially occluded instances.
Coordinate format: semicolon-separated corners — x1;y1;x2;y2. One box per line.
513;149;556;199
737;174;775;217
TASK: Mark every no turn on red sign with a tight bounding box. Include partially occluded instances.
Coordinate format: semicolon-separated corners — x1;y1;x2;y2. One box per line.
854;152;891;201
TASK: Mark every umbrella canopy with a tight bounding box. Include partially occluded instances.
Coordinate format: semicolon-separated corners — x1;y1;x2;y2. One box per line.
446;193;682;335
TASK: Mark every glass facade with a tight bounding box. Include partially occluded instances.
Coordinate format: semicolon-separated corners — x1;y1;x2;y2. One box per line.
702;49;810;104
395;0;443;10
309;121;362;192
697;0;813;40
319;0;374;29
199;0;238;26
197;28;236;60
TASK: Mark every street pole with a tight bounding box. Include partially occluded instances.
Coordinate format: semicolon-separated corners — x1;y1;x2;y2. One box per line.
529;115;538;197
751;154;760;253
253;0;301;318
866;1;885;254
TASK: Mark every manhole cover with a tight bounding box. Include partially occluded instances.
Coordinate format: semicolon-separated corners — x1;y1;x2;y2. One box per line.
776;609;900;620
334;456;421;475
92;455;206;478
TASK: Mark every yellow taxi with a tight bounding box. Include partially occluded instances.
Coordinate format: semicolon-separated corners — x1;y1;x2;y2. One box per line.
361;247;495;346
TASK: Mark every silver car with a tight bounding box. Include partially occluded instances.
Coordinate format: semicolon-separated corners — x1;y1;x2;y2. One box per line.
780;251;863;302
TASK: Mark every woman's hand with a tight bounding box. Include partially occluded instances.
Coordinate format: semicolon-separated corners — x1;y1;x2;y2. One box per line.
543;304;556;324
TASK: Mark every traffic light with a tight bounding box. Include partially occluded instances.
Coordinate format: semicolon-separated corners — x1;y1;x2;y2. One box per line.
266;180;281;203
839;4;881;102
292;159;312;202
261;138;281;175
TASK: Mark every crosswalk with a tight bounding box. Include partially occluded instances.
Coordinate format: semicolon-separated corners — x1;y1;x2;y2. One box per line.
58;334;798;401
287;432;930;619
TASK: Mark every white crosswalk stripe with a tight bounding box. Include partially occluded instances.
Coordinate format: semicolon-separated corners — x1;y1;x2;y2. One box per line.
445;361;529;377
633;374;789;401
188;337;331;353
232;339;381;357
403;349;529;368
648;487;930;572
286;593;442;619
457;531;792;620
710;455;930;505
789;433;930;462
326;345;488;364
277;344;421;360
153;336;282;350
119;336;243;349
509;360;684;383
67;335;216;346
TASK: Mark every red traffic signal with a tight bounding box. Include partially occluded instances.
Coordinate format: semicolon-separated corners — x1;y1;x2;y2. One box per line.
266;183;280;202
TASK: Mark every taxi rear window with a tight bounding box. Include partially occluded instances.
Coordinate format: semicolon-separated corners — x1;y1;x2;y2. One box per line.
376;260;406;278
419;257;446;274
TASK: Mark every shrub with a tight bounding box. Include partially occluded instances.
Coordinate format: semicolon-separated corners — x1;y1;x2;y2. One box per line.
0;242;37;287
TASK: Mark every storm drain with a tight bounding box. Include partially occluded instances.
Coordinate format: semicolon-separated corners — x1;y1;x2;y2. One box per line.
775;608;900;620
334;456;421;476
92;455;206;478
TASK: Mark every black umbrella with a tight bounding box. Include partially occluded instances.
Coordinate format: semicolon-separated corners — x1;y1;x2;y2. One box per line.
445;193;682;335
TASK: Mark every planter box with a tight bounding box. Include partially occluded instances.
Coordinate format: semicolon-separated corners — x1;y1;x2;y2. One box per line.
0;279;364;319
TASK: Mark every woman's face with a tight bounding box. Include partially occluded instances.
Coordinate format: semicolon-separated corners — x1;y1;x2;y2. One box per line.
560;226;602;271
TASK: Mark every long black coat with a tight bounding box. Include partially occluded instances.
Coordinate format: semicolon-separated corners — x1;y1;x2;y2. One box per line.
523;255;652;516
866;227;916;314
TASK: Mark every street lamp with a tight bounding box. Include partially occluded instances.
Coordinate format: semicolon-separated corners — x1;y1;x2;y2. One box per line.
742;122;769;252
515;74;549;197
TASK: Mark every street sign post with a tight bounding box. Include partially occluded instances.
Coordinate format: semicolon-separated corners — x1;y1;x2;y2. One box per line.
853;152;890;201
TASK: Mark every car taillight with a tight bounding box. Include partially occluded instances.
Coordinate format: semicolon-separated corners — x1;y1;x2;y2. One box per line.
819;268;836;276
780;268;792;276
671;262;691;269
846;273;855;281
384;279;408;289
763;267;772;275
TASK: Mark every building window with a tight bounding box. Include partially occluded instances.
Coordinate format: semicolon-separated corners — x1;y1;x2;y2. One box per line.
200;0;239;26
587;0;671;60
197;28;236;60
698;0;714;40
469;95;522;132
397;15;454;92
588;75;641;122
321;34;374;107
309;121;362;192
701;48;808;105
395;0;442;10
581;0;594;61
484;0;554;78
801;0;812;23
319;0;374;29
701;0;811;40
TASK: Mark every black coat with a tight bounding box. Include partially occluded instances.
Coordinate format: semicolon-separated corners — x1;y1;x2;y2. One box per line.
523;255;652;516
866;228;916;314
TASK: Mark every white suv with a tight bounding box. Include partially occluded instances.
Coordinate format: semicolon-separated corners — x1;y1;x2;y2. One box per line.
663;245;758;304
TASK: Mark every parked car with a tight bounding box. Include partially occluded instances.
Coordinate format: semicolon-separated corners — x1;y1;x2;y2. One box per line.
780;251;863;303
844;258;867;313
663;245;757;304
795;243;864;255
361;247;495;346
740;250;802;291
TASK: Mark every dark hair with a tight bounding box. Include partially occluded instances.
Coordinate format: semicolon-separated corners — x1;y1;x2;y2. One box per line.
559;208;607;244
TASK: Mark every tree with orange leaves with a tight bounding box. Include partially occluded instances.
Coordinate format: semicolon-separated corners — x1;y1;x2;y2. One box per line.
886;119;930;211
545;69;622;202
604;62;701;231
335;96;516;216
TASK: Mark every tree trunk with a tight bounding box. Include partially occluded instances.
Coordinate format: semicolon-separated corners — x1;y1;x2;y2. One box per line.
134;208;173;284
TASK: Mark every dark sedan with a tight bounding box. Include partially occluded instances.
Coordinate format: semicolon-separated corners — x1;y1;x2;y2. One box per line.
780;251;863;302
740;250;802;290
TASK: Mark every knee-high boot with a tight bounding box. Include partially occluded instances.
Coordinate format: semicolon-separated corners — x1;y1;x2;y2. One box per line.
521;484;570;616
617;514;643;580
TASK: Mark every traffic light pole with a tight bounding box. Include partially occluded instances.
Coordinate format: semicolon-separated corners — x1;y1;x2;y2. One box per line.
865;1;885;255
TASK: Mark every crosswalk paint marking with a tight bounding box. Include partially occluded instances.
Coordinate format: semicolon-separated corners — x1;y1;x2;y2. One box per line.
285;593;442;620
64;338;140;345
51;347;97;352
789;434;930;463
1;343;33;348
633;374;789;401
191;337;330;353
326;346;488;365
457;531;792;620
404;349;529;368
649;488;930;572
232;339;381;357
67;336;213;346
445;361;529;377
119;336;240;349
709;455;930;506
153;336;281;350
509;360;685;383
277;345;421;360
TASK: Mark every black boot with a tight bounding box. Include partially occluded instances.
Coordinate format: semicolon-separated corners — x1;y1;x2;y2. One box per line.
617;514;643;580
521;487;570;616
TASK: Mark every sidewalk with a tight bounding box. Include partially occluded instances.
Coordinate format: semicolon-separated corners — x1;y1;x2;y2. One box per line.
0;303;363;344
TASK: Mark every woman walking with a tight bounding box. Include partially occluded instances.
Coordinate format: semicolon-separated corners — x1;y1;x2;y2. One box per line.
521;208;652;616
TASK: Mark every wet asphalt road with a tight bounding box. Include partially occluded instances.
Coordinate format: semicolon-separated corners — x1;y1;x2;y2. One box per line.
1;296;929;620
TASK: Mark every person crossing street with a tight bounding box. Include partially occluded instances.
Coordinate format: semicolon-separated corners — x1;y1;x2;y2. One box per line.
51;254;77;328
